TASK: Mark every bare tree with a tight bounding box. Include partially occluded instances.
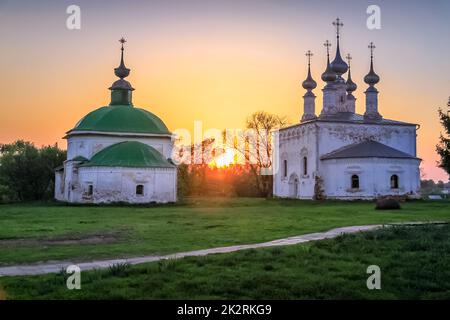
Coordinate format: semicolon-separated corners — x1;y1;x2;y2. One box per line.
229;111;288;196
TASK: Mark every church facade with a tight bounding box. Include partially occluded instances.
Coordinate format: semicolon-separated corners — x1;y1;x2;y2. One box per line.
55;39;177;204
273;19;421;200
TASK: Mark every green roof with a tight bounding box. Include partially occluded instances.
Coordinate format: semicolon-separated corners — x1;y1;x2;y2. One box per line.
80;141;175;168
70;105;170;135
72;156;89;162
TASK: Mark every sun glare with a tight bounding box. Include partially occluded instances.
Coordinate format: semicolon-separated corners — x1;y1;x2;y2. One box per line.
210;148;236;168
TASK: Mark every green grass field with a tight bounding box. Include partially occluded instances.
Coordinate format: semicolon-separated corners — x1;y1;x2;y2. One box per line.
2;224;450;299
0;198;449;266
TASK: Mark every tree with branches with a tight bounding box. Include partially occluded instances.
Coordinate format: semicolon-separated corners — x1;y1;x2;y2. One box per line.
230;111;288;196
436;97;450;178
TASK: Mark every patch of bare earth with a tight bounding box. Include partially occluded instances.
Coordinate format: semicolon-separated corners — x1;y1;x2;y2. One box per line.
0;232;121;247
0;286;7;300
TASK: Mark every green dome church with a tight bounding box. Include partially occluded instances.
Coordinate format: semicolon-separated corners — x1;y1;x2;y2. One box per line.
55;39;177;203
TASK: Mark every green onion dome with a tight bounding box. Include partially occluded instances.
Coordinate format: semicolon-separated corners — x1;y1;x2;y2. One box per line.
81;141;175;168
71;105;170;135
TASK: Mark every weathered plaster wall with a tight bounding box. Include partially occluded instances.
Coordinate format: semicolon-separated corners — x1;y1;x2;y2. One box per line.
54;171;64;201
70;167;177;203
273;123;317;199
56;132;177;204
66;135;174;160
320;158;421;199
317;122;417;157
273;120;420;200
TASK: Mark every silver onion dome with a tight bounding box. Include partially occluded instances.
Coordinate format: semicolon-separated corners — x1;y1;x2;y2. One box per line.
321;41;337;82
114;37;131;80
345;54;357;93
302;50;317;90
364;42;380;86
322;58;337;82
302;71;317;90
330;41;348;75
346;73;357;93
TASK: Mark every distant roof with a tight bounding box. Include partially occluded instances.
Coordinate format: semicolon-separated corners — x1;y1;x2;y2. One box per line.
320;140;419;160
317;112;415;125
80;141;175;168
280;112;417;131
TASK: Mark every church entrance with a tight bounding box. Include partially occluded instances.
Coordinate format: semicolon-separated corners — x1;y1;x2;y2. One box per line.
288;173;299;198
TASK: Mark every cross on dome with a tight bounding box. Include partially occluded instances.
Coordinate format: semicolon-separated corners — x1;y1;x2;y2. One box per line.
329;18;348;76
114;37;130;80
332;18;343;37
364;42;380;86
109;38;134;105
321;40;336;82
119;37;127;52
302;50;317;91
345;53;357;93
345;53;352;66
368;42;376;58
323;40;331;56
306;50;313;66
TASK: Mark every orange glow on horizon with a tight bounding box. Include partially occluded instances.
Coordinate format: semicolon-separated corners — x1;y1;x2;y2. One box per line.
209;148;236;169
1;1;449;181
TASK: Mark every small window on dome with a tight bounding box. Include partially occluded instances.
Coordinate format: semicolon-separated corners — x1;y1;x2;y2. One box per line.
136;185;144;196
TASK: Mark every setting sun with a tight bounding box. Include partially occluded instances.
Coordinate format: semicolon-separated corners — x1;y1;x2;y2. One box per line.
209;148;236;168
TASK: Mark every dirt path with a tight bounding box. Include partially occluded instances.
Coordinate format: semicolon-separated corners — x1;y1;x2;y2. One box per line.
0;222;446;277
0;224;384;276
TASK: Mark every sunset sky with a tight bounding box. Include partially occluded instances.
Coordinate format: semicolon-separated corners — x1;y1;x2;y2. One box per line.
1;0;449;181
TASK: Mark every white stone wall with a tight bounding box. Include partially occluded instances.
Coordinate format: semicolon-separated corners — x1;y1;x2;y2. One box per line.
62;161;76;201
317;123;417;157
320;158;421;199
69;166;177;204
55;132;178;204
54;171;64;201
273;119;420;200
66;134;174;161
273;123;318;199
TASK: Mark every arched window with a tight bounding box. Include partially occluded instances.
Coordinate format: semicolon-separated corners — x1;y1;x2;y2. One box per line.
136;185;144;196
390;175;399;189
283;160;288;178
87;185;93;196
303;157;308;175
351;175;359;189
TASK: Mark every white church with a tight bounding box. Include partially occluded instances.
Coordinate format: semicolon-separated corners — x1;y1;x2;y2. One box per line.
273;19;421;200
55;39;177;204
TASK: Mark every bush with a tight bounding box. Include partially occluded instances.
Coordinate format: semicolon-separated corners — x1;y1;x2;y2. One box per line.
375;198;401;210
108;262;130;276
0;140;66;201
313;175;326;200
0;184;16;203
